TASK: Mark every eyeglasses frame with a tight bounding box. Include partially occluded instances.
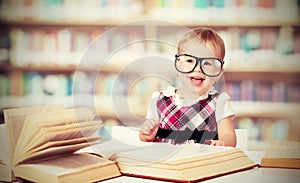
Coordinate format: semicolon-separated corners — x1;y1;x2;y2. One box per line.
174;54;224;77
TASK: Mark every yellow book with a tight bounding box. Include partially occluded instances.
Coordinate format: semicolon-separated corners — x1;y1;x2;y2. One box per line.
0;123;13;182
1;104;257;183
261;140;300;169
79;140;258;183
0;104;120;183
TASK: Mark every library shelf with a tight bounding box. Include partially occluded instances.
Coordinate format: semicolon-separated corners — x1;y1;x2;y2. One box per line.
2;19;300;28
2;63;300;74
230;101;300;118
0;63;128;74
1;1;300;147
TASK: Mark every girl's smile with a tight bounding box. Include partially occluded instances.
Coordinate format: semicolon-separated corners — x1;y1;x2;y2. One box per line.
189;74;206;87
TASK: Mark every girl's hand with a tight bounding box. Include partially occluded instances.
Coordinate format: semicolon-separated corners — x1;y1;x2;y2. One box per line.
210;140;225;146
139;119;159;142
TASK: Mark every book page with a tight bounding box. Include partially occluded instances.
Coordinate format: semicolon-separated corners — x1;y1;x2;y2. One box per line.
77;139;154;159
21;120;102;154
270;140;300;148
19;153;114;171
112;143;256;182
78;140;233;162
14;108;94;159
264;141;300;159
14;153;120;183
4;104;64;161
14;122;102;165
110;143;234;164
0;124;10;167
14;136;102;164
264;148;300;159
17;141;100;164
31;136;103;153
261;140;300;169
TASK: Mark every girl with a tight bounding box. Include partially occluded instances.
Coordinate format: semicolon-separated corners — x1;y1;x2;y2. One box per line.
139;27;236;147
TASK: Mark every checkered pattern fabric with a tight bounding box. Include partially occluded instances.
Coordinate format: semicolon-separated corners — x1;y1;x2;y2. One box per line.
156;92;219;132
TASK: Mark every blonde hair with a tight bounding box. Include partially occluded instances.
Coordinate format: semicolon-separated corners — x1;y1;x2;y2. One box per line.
178;27;225;60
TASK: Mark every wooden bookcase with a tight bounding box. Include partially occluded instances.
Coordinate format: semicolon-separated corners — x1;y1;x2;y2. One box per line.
0;0;299;149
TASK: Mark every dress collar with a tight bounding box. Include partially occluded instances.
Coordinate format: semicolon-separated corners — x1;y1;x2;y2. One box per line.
162;86;217;100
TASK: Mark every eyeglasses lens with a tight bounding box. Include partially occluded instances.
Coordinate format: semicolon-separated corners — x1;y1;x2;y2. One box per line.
201;59;222;76
176;55;196;72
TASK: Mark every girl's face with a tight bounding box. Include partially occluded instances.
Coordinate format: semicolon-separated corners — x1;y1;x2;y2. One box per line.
177;41;221;98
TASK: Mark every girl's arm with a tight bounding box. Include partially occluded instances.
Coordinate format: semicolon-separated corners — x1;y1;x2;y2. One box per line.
140;92;160;142
211;116;236;147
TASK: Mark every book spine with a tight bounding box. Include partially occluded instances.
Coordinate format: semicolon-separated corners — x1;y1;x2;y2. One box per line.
236;117;290;142
226;81;300;103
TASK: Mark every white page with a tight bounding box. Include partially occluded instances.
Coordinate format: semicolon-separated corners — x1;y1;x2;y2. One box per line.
77;139;154;159
78;140;233;162
111;143;234;163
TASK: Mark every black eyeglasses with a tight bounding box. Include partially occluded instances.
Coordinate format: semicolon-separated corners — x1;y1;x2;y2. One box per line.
175;54;224;77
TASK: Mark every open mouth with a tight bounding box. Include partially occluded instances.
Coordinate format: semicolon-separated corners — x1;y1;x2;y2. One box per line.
190;76;205;86
191;77;204;81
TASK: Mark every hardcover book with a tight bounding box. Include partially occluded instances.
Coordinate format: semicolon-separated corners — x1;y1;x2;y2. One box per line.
0;104;120;183
1;104;258;183
79;139;258;183
261;140;300;169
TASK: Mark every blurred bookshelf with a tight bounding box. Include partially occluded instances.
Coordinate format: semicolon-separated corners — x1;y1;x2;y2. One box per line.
0;0;300;150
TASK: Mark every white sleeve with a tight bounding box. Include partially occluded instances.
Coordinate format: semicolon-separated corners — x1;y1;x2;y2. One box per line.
215;92;235;122
145;91;160;121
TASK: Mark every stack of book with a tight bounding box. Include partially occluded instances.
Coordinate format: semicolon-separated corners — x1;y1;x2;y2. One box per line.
0;104;299;183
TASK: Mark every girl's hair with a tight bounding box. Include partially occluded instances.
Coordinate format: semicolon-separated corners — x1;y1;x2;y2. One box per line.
178;27;225;60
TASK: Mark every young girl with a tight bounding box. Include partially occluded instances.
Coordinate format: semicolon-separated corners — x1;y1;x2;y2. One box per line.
139;27;236;147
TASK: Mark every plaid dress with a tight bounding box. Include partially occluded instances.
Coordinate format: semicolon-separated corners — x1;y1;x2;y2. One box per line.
154;92;219;144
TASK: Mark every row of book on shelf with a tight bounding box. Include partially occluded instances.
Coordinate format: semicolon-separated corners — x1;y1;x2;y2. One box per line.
0;104;299;183
0;0;298;23
148;0;299;23
0;71;169;99
226;80;300;103
1;26;299;67
0;0;144;22
1;71;299;103
235;117;290;142
1;27;148;67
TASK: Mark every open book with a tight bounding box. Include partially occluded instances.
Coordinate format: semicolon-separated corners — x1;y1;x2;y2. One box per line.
79;139;258;183
260;140;300;169
1;104;257;183
0;104;120;183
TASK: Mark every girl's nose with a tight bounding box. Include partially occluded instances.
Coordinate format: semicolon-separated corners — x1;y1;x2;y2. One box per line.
193;61;202;72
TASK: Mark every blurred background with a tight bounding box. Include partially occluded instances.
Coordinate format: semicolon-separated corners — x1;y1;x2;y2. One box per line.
0;0;299;150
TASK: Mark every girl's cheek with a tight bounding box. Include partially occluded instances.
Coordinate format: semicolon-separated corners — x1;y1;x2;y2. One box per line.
207;77;217;86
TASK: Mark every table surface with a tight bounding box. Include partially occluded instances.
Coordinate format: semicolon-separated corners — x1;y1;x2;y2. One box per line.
100;151;300;183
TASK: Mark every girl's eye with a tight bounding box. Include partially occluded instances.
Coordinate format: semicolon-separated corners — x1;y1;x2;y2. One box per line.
186;59;194;63
203;61;212;66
